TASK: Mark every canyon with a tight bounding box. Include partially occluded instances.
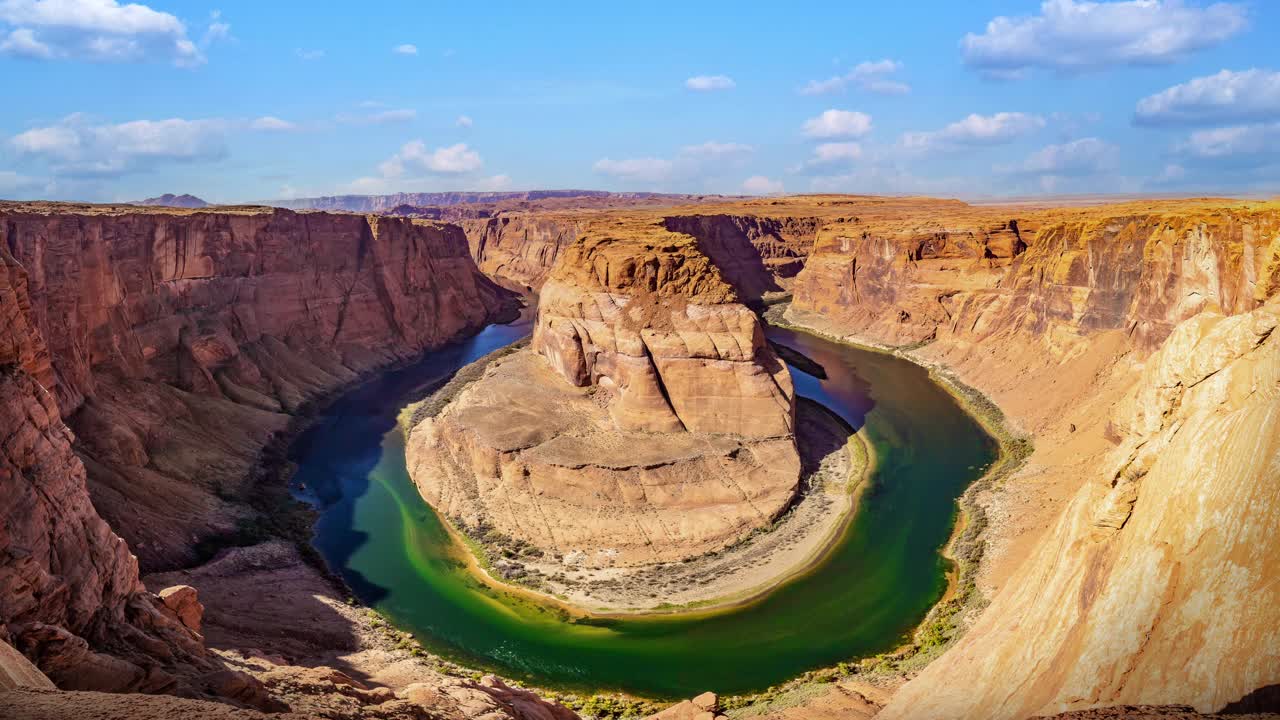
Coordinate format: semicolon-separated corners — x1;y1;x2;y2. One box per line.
1;194;1277;720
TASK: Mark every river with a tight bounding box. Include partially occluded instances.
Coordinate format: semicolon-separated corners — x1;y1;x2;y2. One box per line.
293;314;997;698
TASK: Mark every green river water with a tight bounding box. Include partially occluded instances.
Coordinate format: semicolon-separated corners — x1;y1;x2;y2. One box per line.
295;315;997;698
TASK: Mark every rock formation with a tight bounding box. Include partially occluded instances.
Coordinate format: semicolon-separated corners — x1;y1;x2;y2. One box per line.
1;203;513;572
784;201;1280;719
463;214;584;290
134;194;210;209
661;214;821;299
406;226;800;567
0;203;515;706
6;194;1280;720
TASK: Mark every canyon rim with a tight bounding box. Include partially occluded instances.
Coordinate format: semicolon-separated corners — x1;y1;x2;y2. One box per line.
4;2;1280;719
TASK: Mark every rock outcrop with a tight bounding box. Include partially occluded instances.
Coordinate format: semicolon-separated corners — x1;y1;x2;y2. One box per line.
534;232;794;436
1;203;513;572
463;214;584;290
661;214;821;299
785;201;1280;719
407;226;799;567
0;637;54;691
0;203;513;703
879;299;1280;720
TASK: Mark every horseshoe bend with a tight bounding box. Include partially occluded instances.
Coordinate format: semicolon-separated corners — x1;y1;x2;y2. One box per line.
1;191;1277;720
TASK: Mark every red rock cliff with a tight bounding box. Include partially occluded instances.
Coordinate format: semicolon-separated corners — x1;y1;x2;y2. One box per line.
0;204;512;699
0;205;512;572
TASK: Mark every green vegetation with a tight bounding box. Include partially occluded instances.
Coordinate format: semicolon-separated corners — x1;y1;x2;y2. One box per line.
398;339;528;432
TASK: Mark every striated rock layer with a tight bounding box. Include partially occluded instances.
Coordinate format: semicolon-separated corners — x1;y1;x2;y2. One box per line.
463;214;584;290
408;226;799;567
786;201;1280;719
0;203;513;703
1;203;512;572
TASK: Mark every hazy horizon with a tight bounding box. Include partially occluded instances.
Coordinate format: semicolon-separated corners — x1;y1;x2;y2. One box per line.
3;0;1278;204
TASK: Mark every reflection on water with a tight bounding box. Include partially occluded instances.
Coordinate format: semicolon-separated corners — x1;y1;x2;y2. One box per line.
297;316;996;698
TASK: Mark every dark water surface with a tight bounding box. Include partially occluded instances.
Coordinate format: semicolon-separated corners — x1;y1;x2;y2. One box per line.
296;317;996;698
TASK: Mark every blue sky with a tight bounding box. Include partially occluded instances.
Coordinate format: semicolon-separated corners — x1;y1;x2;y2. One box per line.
1;0;1278;202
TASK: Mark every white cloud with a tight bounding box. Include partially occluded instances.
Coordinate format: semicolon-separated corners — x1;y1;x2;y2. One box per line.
792;142;864;174
335;108;417;125
393;43;417;55
901;112;1046;151
1008;137;1117;175
1135;69;1280;126
250;116;296;131
802;110;873;139
0;169;44;194
962;0;1248;75
10;114;228;177
800;59;910;96
295;47;323;60
455;114;473;128
379;141;483;177
592;141;753;186
678;140;754;159
0;27;49;56
742;175;783;194
593;157;675;183
685;74;735;91
1179;122;1280;160
0;0;209;65
200;9;229;46
476;174;511;191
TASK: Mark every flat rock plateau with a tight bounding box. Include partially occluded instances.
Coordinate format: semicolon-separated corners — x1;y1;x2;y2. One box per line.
1;194;1278;720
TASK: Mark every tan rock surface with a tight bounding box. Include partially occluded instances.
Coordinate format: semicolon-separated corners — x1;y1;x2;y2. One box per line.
777;199;1280;719
0;637;55;691
879;300;1280;720
409;348;799;567
409;225;799;568
143;541;578;720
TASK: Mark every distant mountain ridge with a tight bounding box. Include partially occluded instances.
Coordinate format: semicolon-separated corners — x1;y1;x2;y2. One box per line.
274;190;724;213
133;193;209;208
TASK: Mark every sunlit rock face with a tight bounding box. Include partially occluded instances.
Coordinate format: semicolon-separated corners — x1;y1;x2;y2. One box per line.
408;226;800;568
862;203;1280;720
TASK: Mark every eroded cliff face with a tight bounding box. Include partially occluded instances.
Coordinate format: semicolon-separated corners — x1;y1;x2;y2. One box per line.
0;204;514;703
462;214;583;290
789;216;1031;347
1;205;512;572
882;298;1280;720
534;232;793;437
1;241;263;704
407;227;800;567
788;202;1280;719
660;214;821;299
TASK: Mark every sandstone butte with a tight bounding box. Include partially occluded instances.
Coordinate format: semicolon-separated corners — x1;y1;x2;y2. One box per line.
0;195;1278;720
405;223;799;570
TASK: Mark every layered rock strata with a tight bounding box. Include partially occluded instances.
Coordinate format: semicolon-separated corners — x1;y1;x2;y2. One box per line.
1;204;512;572
0;204;513;703
784;202;1280;719
463;214;584;290
407;228;799;567
661;214;821;299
